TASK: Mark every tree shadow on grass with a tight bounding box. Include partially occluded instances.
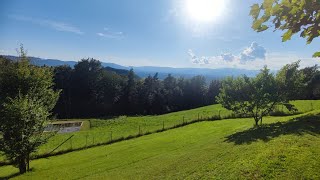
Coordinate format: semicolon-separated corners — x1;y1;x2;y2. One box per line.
0;168;35;180
225;114;320;145
0;172;20;180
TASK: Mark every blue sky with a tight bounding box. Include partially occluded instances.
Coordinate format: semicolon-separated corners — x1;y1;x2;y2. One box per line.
0;0;319;69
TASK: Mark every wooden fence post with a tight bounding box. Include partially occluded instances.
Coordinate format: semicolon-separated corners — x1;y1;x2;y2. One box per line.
86;134;88;147
162;121;164;130
70;137;73;149
139;125;141;135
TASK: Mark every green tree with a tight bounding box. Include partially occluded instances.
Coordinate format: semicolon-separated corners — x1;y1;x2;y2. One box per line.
276;61;305;100
70;58;103;117
123;69;137;112
250;0;320;57
299;65;320;99
0;46;59;174
216;66;286;126
53;65;73;118
206;80;222;105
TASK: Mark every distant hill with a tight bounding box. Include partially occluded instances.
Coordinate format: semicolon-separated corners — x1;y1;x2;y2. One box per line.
2;55;131;76
104;66;131;76
1;55;261;80
131;66;260;80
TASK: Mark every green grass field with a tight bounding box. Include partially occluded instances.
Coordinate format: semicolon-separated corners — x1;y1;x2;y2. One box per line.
27;100;320;156
38;100;320;155
1;100;319;163
1;108;320;179
0;100;319;177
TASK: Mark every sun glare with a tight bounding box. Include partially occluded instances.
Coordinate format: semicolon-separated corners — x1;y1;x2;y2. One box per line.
186;0;225;23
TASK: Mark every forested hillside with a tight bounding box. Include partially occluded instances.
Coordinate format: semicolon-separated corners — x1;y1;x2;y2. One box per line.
1;56;320;119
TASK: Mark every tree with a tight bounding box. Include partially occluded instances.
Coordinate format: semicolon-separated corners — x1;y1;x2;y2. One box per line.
309;72;320;99
0;95;52;173
206;80;222;105
250;0;320;57
0;46;59;174
216;66;286;126
184;76;207;108
163;74;177;111
299;65;320;99
53;65;73;118
276;61;305;100
96;70;124;115
70;58;103;117
121;69;138;114
140;73;165;114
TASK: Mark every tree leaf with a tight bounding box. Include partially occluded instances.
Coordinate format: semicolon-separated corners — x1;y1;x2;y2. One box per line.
258;25;269;32
250;4;261;19
282;29;293;42
312;52;320;57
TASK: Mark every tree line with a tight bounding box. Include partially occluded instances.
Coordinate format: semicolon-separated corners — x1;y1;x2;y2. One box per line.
53;59;320;119
53;58;222;118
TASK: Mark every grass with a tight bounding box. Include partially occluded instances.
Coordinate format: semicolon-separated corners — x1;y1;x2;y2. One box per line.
1;109;320;179
0;100;319;163
32;104;233;157
39;100;320;154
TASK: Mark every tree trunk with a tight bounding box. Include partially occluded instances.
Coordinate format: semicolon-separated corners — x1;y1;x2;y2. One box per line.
27;154;30;171
18;157;27;174
260;117;263;125
254;117;259;126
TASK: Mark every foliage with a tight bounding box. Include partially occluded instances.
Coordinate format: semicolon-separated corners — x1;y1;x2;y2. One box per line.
0;95;52;173
49;58;320;119
217;66;284;126
206;80;222;104
299;65;320;99
0;46;59;174
250;0;320;57
53;59;218;118
276;61;305;100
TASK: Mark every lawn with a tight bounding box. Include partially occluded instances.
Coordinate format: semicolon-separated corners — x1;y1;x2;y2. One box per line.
1;108;320;179
0;100;319;163
39;100;320;155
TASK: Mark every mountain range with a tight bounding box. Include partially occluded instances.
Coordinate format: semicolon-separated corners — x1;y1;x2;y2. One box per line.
1;55;261;81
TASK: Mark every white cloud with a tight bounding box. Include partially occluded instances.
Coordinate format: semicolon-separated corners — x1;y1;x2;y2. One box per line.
0;49;8;54
188;42;320;70
9;15;84;35
97;28;124;39
189;42;265;65
240;42;266;63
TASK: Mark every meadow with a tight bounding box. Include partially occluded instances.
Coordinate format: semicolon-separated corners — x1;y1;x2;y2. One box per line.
31;100;320;156
1;106;319;179
1;100;319;164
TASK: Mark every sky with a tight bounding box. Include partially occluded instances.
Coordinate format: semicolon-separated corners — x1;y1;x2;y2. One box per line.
0;0;319;70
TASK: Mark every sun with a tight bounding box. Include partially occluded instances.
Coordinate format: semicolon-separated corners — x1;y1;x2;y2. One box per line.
185;0;225;23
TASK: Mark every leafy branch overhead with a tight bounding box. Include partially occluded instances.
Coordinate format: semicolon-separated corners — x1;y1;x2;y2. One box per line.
250;0;320;57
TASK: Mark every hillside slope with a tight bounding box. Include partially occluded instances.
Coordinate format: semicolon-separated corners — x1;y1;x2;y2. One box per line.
1;110;320;179
33;100;320;157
